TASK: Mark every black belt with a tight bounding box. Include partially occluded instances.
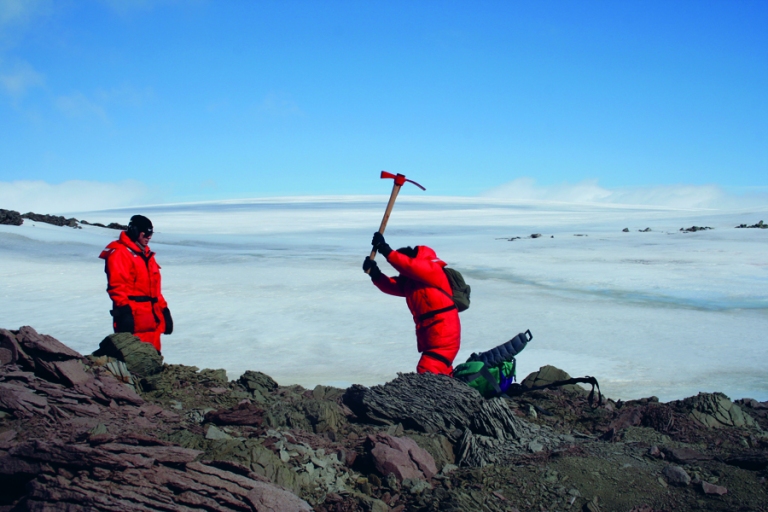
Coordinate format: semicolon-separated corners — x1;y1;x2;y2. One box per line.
423;351;453;367
128;295;158;303
417;305;457;323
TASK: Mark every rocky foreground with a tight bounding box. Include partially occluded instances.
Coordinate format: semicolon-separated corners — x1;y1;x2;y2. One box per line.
0;327;766;512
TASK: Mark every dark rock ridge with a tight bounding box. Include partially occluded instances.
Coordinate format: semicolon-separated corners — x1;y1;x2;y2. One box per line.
680;226;713;232
80;219;129;230
0;207;128;230
1;326;767;512
20;212;80;228
736;220;767;229
0;209;23;226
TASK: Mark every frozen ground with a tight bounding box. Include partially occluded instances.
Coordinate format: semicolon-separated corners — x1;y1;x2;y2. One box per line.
1;196;766;402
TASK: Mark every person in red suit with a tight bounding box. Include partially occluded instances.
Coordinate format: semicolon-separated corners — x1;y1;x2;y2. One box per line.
99;215;172;352
363;232;461;375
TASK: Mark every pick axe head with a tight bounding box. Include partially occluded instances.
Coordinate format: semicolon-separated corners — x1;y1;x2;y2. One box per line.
380;171;426;190
369;170;426;263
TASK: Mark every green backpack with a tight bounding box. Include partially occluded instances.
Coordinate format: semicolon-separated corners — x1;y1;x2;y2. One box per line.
453;360;516;398
443;267;470;312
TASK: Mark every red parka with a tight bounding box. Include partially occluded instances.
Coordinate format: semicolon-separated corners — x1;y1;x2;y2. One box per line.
99;231;169;351
372;246;461;375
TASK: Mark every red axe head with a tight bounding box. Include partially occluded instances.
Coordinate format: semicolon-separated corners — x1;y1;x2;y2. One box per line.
380;171;426;191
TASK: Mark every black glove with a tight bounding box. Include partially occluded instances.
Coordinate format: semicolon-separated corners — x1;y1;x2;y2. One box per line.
371;232;392;257
111;305;134;333
363;257;382;279
162;307;174;335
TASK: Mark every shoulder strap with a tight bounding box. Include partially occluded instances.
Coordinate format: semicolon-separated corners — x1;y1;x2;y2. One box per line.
506;376;603;408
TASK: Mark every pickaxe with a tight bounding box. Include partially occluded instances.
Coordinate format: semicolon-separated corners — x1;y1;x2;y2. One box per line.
369;171;426;262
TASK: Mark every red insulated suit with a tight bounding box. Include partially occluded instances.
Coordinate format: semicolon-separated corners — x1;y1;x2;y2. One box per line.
372;246;461;375
99;231;168;351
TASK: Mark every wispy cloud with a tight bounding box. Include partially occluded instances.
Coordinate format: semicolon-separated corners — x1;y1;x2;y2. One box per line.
0;61;44;99
54;93;108;121
259;91;303;117
96;0;183;17
52;86;151;122
0;0;52;26
0;180;153;214
483;178;768;210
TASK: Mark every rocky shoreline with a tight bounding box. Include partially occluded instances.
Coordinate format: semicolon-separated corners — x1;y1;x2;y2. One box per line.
0;326;766;511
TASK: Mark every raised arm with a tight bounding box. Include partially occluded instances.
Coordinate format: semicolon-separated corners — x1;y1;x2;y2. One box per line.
386;250;448;291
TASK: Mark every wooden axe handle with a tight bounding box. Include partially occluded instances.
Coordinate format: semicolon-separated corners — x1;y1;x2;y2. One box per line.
369;182;402;261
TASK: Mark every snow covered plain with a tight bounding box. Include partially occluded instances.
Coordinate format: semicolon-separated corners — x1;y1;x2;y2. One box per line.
1;196;766;402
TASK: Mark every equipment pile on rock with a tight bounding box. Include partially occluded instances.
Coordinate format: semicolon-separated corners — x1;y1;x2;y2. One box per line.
1;326;767;512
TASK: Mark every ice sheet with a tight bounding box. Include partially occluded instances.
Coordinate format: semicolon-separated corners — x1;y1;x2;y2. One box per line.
1;197;766;402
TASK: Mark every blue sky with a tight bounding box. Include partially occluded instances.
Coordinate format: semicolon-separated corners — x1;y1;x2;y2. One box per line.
1;0;766;209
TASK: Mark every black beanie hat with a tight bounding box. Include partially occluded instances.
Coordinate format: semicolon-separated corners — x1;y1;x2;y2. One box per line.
396;246;419;258
127;215;153;240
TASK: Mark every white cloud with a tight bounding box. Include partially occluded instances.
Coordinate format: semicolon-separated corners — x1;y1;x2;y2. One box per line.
259;91;303;117
0;0;52;26
54;93;109;121
96;0;180;16
0;61;44;98
0;180;152;214
483;177;768;210
51;86;152;121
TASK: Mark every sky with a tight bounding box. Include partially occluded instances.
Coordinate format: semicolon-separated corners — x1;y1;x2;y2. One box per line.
0;0;767;210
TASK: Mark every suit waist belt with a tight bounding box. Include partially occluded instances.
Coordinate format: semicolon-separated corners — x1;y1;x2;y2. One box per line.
417;305;457;323
128;295;158;303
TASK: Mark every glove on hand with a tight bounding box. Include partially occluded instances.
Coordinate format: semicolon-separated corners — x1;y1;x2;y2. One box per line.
162;307;174;335
111;305;135;333
371;232;392;257
363;257;382;279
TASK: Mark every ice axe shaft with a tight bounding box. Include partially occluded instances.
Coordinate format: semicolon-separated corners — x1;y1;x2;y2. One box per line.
368;171;426;263
369;183;401;260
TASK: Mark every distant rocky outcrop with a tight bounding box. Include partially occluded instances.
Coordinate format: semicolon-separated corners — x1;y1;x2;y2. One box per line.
0;208;129;231
80;220;128;230
20;212;80;228
0;209;23;226
736;220;767;229
2;327;767;512
680;226;713;232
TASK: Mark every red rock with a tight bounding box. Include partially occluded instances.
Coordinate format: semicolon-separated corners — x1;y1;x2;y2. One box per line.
368;433;437;482
608;406;644;430
16;326;82;359
75;371;143;405
0;382;50;418
663;447;713;464
205;401;264;426
0;347;14;366
0;429;17;449
246;481;313;511
140;404;165;417
0;329;24;367
701;481;727;495
100;443;203;464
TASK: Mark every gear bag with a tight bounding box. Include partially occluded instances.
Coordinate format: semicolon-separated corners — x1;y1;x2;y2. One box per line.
452;330;532;398
453;360;516;398
442;267;471;312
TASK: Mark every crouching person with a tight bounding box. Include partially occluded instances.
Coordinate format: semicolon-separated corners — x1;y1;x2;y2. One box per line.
363;232;460;375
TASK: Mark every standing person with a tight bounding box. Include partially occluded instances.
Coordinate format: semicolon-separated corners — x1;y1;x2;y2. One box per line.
99;215;172;352
362;232;461;375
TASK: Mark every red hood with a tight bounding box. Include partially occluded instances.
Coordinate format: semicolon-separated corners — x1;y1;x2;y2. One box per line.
415;245;446;267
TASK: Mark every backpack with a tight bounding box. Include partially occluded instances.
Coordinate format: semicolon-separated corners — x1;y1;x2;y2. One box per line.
453;359;517;398
443;267;470;312
452;330;532;398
